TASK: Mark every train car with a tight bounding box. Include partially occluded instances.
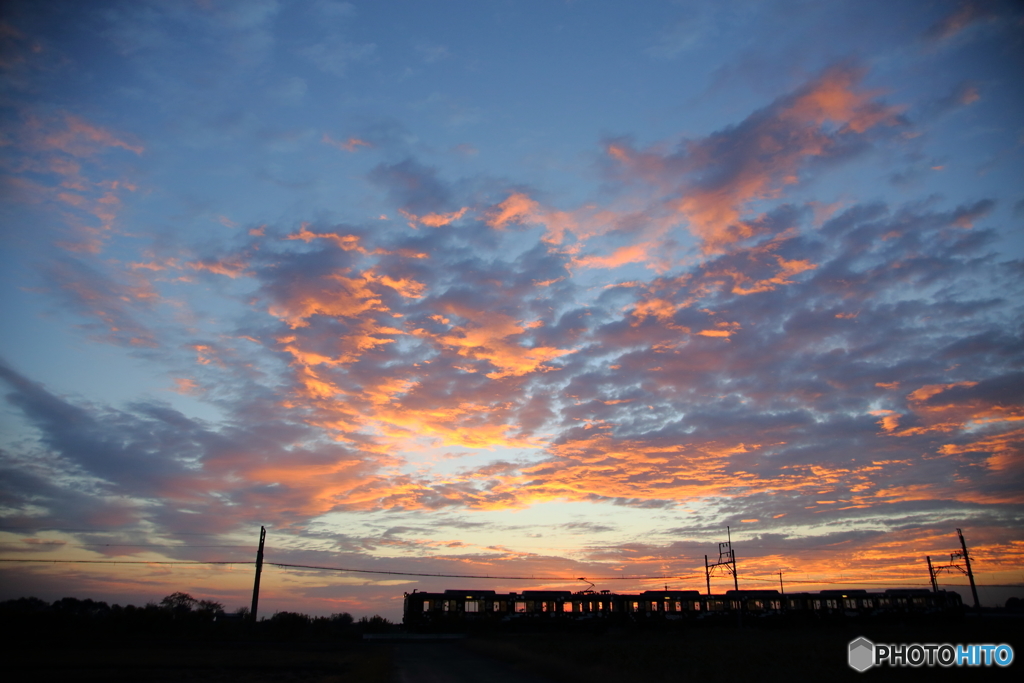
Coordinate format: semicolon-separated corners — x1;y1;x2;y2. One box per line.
626;591;704;621
770;588;963;622
402;587;963;631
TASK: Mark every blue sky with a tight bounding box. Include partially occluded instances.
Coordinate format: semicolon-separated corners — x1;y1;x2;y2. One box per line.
1;0;1022;619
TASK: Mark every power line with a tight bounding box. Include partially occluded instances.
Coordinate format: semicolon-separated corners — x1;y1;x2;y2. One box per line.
0;559;249;566
0;557;696;581
0;527;226;536
267;561;701;582
737;575;1023;587
0;543;253;549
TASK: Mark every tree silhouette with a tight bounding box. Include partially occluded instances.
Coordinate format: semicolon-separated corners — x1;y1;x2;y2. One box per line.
160;592;198;612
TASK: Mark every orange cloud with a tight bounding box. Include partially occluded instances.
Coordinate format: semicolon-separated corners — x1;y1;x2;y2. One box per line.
268;272;385;328
870;409;901;432
486;192;603;244
286;224;366;252
364;270;426;298
573;243;653;270
399;207;468;227
781;66;901;134
432;312;574;380
172;377;199;394
187;257;249;278
907;381;978;405
938;428;1024;473
322;133;372;152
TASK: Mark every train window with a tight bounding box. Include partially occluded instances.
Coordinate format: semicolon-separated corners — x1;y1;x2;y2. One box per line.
862;599;873;608
632;602;639;612
515;602;526;613
674;601;681;612
770;600;780;610
493;601;501;612
879;598;889;607
913;598;925;606
541;601;549;612
749;600;762;610
826;599;838;609
422;601;431;612
812;600;821;610
692;601;700;611
730;601;740;610
788;599;800;609
844;599;856;609
563;603;573;613
466;601;479;613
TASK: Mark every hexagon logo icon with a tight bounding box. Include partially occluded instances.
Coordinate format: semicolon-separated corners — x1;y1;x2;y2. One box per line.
848;637;874;672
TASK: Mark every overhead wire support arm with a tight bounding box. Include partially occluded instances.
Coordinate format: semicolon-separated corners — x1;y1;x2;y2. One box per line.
704;526;739;594
925;528;982;610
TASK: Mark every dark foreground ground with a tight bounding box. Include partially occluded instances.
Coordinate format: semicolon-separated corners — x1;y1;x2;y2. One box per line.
5;616;1020;682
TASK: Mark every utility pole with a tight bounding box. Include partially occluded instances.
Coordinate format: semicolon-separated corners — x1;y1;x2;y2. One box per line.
250;526;266;623
927;556;938;592
778;571;784;596
957;528;981;610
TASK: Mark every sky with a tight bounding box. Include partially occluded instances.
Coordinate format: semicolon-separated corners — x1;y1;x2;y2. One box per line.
1;0;1022;621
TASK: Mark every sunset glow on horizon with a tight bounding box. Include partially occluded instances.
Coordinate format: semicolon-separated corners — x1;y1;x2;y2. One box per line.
1;0;1022;620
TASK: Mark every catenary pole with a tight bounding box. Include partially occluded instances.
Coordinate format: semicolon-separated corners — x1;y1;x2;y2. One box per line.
927;556;938;592
957;528;981;610
729;526;738;591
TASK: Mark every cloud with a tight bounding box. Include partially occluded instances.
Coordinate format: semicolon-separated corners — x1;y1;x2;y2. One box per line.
0;360;391;534
368;158;454;215
924;0;999;42
42;257;160;348
2;112;143;253
1;47;1021;614
301;36;375;76
602;64;905;254
322;133;372;152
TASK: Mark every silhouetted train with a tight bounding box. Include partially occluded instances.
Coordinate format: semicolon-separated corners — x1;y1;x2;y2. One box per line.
403;588;963;630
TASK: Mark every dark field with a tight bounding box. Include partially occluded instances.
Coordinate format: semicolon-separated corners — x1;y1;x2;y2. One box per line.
5;616;1020;682
461;617;1023;682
